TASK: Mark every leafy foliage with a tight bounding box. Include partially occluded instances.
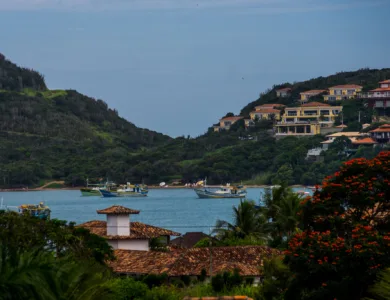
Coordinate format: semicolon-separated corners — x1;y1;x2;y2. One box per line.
284;152;390;300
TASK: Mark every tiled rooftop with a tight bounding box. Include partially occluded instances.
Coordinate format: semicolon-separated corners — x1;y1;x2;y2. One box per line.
170;232;210;248
78;220;180;239
379;79;390;84
370;124;390;133
351;137;377;144
301;102;330;107
109;246;280;276
220;116;244;121
329;84;362;89
300;89;327;94
96;205;140;215
276;87;291;92
252;108;281;113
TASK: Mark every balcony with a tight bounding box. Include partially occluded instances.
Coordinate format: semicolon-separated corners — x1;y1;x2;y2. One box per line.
358;92;390;99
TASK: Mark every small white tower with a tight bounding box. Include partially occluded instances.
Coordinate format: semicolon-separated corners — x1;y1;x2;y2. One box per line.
97;205;140;236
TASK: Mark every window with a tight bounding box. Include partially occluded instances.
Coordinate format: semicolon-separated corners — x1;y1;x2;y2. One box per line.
320;110;330;115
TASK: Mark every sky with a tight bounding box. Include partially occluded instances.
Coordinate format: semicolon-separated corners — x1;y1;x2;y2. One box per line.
0;0;389;137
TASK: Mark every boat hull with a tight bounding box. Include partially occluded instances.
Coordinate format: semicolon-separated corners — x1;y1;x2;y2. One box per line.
194;188;246;199
99;189;148;198
80;188;101;196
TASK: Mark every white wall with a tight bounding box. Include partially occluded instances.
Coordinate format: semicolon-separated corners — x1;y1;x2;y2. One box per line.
107;214;130;236
108;239;149;251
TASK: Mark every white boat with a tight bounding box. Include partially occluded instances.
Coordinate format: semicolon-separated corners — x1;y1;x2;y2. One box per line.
194;181;247;199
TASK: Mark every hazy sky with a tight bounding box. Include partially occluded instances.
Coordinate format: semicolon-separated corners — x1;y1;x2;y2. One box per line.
0;0;389;137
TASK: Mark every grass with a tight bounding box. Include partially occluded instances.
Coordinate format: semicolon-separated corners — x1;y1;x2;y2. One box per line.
44;183;66;189
0;88;67;99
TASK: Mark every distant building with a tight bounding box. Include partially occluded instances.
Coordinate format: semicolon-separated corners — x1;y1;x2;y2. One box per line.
358;80;390;115
213;116;244;132
249;108;281;121
78;205;180;251
299;90;327;104
274;102;342;136
323;84;362;102
321;132;366;150
170;232;211;249
369;124;390;144
276;87;291;98
254;103;286;110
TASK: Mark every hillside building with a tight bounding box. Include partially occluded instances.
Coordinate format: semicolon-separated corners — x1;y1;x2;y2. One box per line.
323;84;362;101
213;116;243;132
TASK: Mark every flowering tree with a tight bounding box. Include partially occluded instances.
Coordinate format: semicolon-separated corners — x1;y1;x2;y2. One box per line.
284;151;390;300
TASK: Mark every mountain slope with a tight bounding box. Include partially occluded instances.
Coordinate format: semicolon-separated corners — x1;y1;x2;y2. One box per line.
0;53;171;187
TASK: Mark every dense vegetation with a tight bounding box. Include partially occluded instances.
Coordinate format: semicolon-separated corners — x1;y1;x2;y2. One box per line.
0;54;388;187
3;152;390;299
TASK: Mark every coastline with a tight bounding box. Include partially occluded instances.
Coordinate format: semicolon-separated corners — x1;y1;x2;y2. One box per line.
0;184;312;192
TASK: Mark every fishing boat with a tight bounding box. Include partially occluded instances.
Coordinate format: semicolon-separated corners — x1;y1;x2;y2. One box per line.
194;181;247;199
18;202;51;219
99;183;148;198
80;178;110;196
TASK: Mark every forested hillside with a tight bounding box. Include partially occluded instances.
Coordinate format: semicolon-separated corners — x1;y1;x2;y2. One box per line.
0;54;387;188
0;53;170;187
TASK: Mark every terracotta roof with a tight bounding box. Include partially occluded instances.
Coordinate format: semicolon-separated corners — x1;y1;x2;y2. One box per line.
220;116;244;122
326;132;362;138
251;108;281;114
379;79;390;84
369;87;390;92
336;124;347;128
329;84;362;89
300;89;327;95
97;205;140;215
301;102;330;107
109;246;280;276
170;232;210;248
276;87;291;92
255;103;286;109
78;220;180;239
370;124;390;133
111;250;181;274
352;137;377;145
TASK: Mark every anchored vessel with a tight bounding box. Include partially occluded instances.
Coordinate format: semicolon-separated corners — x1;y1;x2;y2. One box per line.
194;181;247;199
99;183;148;198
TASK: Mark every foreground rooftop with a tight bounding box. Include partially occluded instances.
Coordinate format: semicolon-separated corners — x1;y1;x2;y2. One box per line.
109;246;280;277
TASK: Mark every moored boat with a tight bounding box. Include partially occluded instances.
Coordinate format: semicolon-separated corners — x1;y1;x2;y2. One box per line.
80;178;111;196
194;181;247;199
100;183;148;198
19;202;51;220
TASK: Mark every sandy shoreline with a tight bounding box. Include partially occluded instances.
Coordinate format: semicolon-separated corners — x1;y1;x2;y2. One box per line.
0;184;311;192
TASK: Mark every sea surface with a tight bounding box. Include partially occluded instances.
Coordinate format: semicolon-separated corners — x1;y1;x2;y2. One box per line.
0;188;312;234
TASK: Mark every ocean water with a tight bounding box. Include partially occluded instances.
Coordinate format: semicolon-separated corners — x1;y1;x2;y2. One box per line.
0;188;312;234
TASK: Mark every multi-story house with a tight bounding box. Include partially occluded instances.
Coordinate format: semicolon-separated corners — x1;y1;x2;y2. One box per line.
213;116;243;132
323;84;362;101
276;87;291;98
299;89;327;104
358;80;390;114
274;102;342;136
369;124;390;144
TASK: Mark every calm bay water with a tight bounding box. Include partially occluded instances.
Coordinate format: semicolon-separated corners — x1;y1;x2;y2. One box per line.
0;188;311;234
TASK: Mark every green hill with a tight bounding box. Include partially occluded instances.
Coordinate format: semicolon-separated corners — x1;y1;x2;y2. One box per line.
0;54;387;188
0;54;170;187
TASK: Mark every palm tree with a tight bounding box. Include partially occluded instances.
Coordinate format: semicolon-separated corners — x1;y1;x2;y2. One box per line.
261;185;302;247
364;268;390;300
0;244;55;300
53;260;114;300
213;200;267;241
0;242;114;300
